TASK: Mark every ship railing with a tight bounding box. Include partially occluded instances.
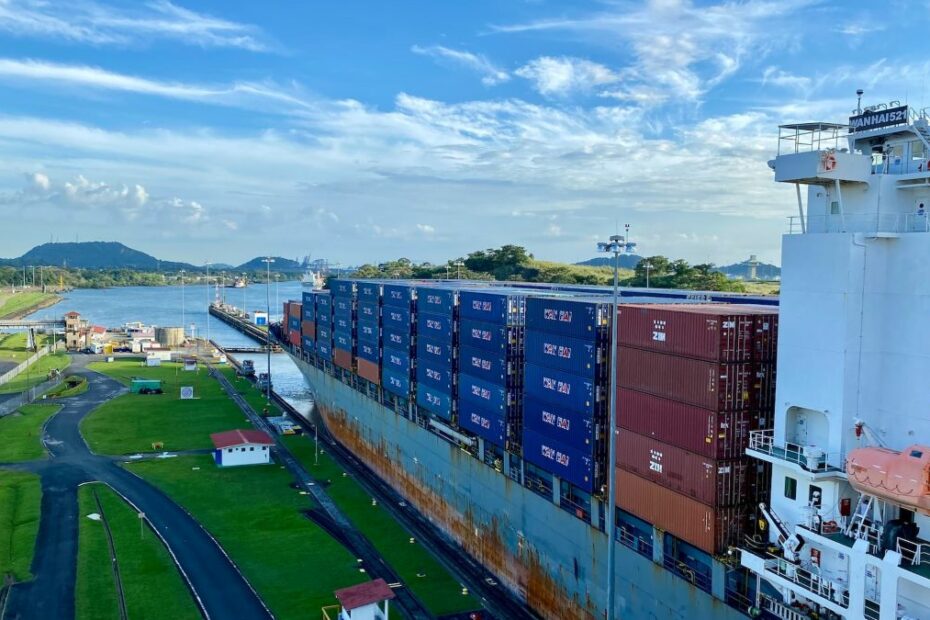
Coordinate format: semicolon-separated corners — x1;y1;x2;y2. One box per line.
788;212;930;235
897;536;930;568
760;594;814;620
763;556;850;608
777;123;846;155
617;526;653;559
864;598;881;620
748;430;844;474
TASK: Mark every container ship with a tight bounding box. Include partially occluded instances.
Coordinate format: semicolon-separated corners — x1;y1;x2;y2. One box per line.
275;95;930;619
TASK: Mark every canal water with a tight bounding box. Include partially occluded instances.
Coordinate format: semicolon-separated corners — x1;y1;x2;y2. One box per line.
27;282;315;416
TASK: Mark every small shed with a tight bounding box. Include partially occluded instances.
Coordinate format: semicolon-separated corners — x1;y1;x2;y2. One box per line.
210;429;274;467
253;310;269;326
130;378;162;394
145;356;162;367
333;579;395;620
182;357;198;371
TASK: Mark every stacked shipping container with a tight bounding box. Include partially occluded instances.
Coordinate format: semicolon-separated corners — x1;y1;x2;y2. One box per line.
355;281;382;384
381;283;417;400
615;304;777;555
301;291;317;351
416;287;457;420
456;290;526;449
286;301;302;347
315;291;333;361
521;297;612;493
331;280;357;371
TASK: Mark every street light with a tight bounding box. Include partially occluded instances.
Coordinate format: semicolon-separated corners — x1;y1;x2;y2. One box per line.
596;233;627;620
642;261;652;288
180;270;186;339
454;260;464;279
262;257;275;403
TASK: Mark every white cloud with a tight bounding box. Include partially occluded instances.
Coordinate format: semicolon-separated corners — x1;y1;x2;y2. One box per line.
515;56;619;97
415;223;435;234
0;0;268;50
761;66;812;91
28;171;49;191
411;45;510;86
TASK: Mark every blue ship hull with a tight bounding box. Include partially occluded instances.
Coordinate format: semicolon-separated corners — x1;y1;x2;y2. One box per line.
290;354;752;620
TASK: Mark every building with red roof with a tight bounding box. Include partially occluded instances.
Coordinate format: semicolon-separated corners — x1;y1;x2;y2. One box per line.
332;578;394;620
210;429;274;467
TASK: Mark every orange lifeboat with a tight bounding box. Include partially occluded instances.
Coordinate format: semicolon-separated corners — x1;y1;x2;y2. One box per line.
846;445;930;515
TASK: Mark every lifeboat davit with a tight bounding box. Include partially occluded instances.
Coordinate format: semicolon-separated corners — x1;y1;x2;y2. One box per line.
846;445;930;515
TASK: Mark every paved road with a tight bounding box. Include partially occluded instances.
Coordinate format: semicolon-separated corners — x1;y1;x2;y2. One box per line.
2;358;272;620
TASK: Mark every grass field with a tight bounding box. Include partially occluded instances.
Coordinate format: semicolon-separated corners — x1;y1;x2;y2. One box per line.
741;281;780;295
82;360;249;454
43;375;89;399
218;366;282;417
0;471;41;582
0;352;71;395
0;292;58;320
0;332;56;364
128;455;365;619
75;484;199;620
0;404;60;462
282;436;480;617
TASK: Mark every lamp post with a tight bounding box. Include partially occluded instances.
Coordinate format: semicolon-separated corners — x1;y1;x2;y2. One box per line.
180;270;186;339
597;233;626;620
262;258;275;403
642;261;652;288
205;262;211;352
454;260;464;279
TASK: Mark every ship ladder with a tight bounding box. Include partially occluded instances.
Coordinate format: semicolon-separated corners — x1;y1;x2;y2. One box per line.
844;494;875;540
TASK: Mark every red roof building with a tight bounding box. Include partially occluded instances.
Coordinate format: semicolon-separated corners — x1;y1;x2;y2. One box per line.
210;429;274;449
334;578;395;619
210;429;274;467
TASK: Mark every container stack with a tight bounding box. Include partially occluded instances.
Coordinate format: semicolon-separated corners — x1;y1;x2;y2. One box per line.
314;291;333;362
415;287;457;421
300;291;317;352
355;281;382;384
456;290;526;450
615;304;777;555
522;297;612;494
331;280;357;371
287;302;302;347
381;283;417;401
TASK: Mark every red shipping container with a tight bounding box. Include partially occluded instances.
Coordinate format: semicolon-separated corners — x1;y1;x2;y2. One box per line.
618;347;755;411
755;362;776;411
301;320;316;339
617;304;759;362
616;468;753;555
618;388;768;459
357;358;381;384
289;302;302;318
752;314;778;362
288;329;300;346
333;348;353;370
283;302;291;319
616;430;765;507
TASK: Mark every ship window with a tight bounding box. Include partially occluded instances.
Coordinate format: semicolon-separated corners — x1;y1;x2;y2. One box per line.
784;476;797;500
910;449;923;458
809;485;822;508
911;140;926;162
830;201;841;215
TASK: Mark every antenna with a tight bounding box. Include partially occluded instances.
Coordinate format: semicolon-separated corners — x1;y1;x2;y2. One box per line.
856;89;864;115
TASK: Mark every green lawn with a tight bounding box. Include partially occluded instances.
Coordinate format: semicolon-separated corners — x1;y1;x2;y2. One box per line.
75;484;199;620
0;352;70;395
127;455;365;619
282;436;481;617
0;404;60;462
218;366;282;417
0;471;41;582
0;332;55;364
82;360;249;454
43;375;89;399
0;292;58;320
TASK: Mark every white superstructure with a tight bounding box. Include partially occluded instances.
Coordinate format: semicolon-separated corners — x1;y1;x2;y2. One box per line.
740;98;930;620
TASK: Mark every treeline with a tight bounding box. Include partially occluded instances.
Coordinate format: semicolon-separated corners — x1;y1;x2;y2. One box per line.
349;245;746;292
0;266;296;290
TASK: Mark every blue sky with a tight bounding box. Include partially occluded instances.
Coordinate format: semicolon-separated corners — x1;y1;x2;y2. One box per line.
0;0;922;266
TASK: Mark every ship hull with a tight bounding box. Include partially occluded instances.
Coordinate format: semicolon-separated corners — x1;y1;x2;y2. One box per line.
290;354;749;620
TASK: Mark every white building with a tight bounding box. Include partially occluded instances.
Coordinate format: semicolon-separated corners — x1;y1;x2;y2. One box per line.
210;429;274;467
332;578;394;620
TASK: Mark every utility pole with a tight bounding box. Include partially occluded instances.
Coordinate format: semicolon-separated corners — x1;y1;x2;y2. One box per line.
262;258;275;403
205;262;211;349
180;270;186;337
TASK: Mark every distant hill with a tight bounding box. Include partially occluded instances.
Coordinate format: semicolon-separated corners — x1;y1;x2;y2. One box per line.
716;259;781;280
575;255;643;270
0;242;195;271
234;256;303;273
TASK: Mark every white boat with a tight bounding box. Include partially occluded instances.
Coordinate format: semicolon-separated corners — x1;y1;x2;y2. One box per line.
739;95;930;620
301;268;324;290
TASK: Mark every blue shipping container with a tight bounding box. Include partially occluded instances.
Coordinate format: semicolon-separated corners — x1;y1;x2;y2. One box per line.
317;324;332;342
315;293;332;313
524;362;597;416
382;326;412;352
383;349;412;373
523;428;594;492
417;311;454;341
383;306;412;330
522;395;595;451
524;331;601;377
302;335;314;350
383;283;415;309
416;360;453;391
417;287;456;315
525;297;609;340
331;279;356;297
357;319;379;343
317;339;332;360
357;302;379;321
459;318;513;353
288;316;300;331
334;315;352;333
417;384;453;420
458;401;506;447
357;282;381;303
334;332;354;351
459;290;524;325
458;373;511;414
357;341;380;363
301;293;317;321
333;297;354;316
382;367;411;397
458;345;508;384
416;335;454;366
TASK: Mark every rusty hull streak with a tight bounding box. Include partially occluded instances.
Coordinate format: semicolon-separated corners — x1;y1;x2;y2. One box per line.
318;402;599;620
